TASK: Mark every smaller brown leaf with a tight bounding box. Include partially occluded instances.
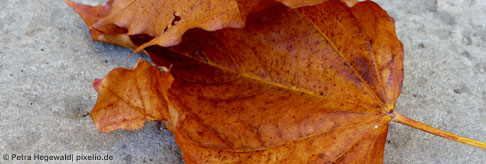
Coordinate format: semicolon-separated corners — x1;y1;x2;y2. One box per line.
65;0;246;50
91;59;173;133
66;0;344;54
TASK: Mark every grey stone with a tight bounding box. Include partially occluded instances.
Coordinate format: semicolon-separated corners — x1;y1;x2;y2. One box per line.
0;0;484;163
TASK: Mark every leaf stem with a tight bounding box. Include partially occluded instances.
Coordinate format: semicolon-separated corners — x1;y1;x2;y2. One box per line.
391;112;486;149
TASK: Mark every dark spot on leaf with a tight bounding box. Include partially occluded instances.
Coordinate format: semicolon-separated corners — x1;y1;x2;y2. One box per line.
129;34;154;46
172;12;181;26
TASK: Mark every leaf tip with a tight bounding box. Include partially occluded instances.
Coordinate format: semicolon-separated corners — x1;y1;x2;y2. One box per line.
93;78;103;92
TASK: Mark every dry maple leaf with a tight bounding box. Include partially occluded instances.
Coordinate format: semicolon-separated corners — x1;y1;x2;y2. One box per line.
83;0;485;163
66;0;243;49
142;1;405;163
65;0;350;54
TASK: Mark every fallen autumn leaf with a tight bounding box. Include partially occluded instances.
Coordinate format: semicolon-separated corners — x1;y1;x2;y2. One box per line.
68;0;486;163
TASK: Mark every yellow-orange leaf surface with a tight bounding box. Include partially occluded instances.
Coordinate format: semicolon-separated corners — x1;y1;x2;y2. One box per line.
86;0;405;163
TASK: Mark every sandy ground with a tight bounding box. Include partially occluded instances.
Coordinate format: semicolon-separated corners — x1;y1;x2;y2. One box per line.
0;0;484;163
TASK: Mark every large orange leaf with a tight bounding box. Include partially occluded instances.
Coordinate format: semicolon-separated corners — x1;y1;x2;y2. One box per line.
86;0;486;163
143;1;399;163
